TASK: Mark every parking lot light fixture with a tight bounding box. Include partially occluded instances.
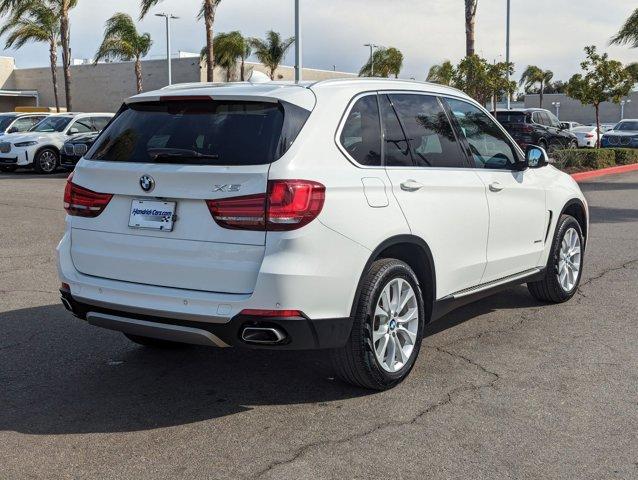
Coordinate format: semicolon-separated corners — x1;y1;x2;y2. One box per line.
552;101;561;118
620;99;631;120
364;43;379;76
155;13;179;86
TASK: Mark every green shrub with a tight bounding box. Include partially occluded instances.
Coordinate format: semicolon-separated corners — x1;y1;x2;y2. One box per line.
553;148;616;171
612;148;638;165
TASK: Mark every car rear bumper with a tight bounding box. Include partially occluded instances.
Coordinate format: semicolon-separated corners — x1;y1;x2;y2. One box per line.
60;287;352;350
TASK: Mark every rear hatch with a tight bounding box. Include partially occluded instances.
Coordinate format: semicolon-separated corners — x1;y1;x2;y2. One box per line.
69;92;312;293
495;111;531;140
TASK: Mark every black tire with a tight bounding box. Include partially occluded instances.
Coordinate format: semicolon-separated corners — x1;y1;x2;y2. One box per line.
0;165;17;172
538;139;548;151
568;140;578;149
33;148;59;174
124;333;188;348
528;214;584;303
330;258;425;390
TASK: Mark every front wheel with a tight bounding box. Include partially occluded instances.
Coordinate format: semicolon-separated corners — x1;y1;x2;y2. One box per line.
33;148;59;174
528;214;584;303
330;259;425;390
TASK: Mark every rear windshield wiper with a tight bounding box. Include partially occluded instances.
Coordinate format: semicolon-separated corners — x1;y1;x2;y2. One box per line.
148;148;220;163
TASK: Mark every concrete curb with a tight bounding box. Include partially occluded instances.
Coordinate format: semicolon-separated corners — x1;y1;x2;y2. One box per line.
571;163;638;182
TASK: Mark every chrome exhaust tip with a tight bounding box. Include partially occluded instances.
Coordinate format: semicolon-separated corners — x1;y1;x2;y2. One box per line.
60;296;73;313
241;326;287;345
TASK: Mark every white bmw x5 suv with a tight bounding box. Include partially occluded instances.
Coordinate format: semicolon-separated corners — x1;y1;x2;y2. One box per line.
58;79;588;390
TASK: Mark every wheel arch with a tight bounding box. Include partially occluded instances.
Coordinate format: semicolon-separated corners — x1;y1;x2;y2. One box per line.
560;198;588;247
350;235;436;323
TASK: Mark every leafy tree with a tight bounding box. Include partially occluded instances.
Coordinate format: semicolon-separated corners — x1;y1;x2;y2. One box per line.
94;13;152;94
359;47;404;78
249;30;294;80
520;65;554;108
610;8;638;48
0;0;77;110
427;60;454;86
486;61;516;114
0;0;61;111
140;0;222;82
566;46;635;148
464;0;478;57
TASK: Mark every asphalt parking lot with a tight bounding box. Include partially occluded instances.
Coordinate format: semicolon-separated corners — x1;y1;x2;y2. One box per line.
1;170;637;480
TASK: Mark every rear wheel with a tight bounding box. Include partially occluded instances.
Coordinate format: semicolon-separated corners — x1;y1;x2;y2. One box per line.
330;258;425;390
33;148;58;174
124;333;189;348
0;165;17;172
568;140;578;149
528;214;584;303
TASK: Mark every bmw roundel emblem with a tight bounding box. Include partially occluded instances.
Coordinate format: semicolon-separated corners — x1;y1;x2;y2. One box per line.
140;175;155;193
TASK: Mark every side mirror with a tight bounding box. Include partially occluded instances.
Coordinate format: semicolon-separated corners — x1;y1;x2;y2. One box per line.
68;127;79;135
525;145;549;168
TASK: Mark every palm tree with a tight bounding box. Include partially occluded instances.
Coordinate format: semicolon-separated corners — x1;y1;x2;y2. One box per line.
94;13;152;94
359;47;404;78
0;0;61;111
250;31;295;80
427;60;454;85
610;8;638;48
465;0;478;57
0;0;76;110
140;0;222;82
200;31;249;82
520;65;554;108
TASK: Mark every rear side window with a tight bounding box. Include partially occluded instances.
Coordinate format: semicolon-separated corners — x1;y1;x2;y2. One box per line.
339;95;382;166
389;94;466;168
87;100;309;165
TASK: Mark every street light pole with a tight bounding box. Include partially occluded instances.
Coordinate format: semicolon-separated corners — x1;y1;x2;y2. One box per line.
620;99;631;120
156;13;179;86
505;0;511;109
364;43;378;76
295;0;302;82
552;101;561;118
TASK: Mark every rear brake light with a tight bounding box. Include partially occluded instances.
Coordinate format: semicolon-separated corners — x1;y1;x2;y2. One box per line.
206;179;325;231
63;173;113;218
239;309;304;318
521;125;534;133
585;133;594;138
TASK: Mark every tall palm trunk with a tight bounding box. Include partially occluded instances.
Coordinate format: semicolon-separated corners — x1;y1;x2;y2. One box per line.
49;39;60;112
60;1;72;111
203;0;217;82
465;0;478;57
135;57;143;93
240;57;245;81
539;80;544;108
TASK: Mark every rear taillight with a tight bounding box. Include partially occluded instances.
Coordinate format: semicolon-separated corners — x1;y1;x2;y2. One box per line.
63;173;113;218
206;179;325;231
239;309;304;318
521;125;534;133
585;133;595;138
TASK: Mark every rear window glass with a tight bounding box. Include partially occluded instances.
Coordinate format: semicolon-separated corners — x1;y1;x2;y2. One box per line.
87;100;309;165
496;112;527;124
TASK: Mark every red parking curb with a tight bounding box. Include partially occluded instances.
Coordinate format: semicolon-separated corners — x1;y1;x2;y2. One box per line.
571;163;638;182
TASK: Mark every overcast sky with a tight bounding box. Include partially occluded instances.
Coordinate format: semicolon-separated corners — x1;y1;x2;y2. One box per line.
1;0;636;83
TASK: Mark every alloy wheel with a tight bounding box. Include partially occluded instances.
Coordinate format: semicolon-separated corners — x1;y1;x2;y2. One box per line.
372;278;419;373
557;227;581;292
39;151;57;173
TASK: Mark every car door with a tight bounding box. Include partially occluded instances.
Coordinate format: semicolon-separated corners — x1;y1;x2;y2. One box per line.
547;111;571;148
445;98;547;283
382;93;489;299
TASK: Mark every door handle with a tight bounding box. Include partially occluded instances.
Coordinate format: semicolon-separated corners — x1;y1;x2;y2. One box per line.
489;181;504;192
400;180;424;192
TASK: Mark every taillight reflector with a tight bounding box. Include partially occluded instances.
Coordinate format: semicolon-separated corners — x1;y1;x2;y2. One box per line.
64;173;113;218
206;179;325;231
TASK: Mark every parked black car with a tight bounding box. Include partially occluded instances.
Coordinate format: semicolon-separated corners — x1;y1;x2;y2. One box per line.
496;109;578;153
60;131;100;169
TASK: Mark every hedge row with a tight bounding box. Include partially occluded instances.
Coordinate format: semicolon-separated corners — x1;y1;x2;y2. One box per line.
552;148;638;172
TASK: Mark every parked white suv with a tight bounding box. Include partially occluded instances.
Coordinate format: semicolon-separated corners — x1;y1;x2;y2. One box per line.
57;79;588;390
0;112;113;173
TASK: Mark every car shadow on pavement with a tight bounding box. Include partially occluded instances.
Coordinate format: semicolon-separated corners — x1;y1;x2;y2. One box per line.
0;288;539;435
